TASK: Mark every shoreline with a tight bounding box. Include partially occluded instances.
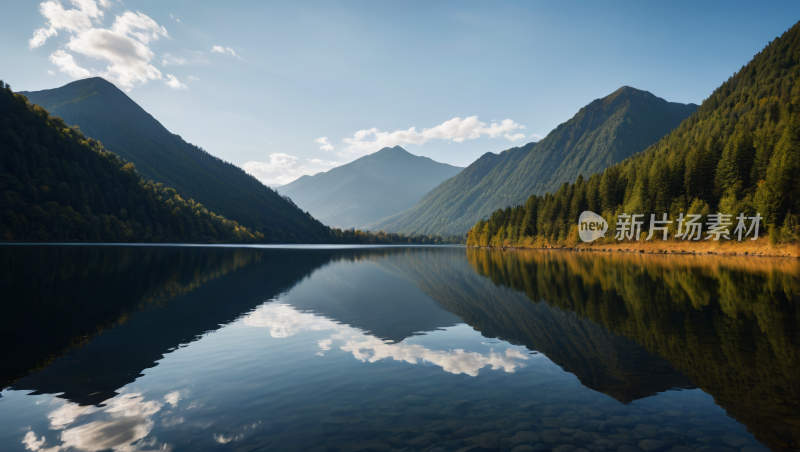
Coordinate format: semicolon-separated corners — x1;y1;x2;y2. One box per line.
469;238;799;259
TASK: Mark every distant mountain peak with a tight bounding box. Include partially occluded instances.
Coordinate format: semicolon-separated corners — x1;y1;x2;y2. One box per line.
374;145;410;156
280;145;463;229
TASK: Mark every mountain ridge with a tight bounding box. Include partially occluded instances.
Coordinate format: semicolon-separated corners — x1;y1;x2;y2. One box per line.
20;77;330;242
369;87;697;235
279;145;463;229
0;85;265;242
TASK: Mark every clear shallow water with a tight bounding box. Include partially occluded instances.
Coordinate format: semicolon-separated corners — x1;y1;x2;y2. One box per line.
0;245;797;452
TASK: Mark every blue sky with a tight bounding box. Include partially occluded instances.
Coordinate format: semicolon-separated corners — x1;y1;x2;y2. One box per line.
3;1;799;185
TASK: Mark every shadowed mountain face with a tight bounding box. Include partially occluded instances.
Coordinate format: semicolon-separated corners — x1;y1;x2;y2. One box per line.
369;87;697;235
19;78;329;242
463;248;800;451
279;146;463;230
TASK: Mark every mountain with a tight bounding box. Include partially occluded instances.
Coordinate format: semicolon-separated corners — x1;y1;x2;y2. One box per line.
279;146;463;229
369;87;697;235
19;77;329;242
0;85;264;242
468;21;800;247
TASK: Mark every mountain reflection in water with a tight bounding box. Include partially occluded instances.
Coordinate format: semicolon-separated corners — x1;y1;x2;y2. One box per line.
0;245;796;452
464;248;800;451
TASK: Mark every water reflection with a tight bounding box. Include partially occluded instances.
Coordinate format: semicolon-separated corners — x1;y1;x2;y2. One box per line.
24;392;168;452
0;245;796;452
463;248;800;451
243;303;529;376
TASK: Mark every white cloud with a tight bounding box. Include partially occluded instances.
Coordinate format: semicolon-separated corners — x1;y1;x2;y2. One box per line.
47;69;56;75
31;1;171;89
530;134;543;141
187;75;199;81
165;74;187;90
340;336;528;377
214;434;233;444
110;11;167;45
338;116;528;156
307;158;339;165
241;303;529;377
49;49;91;78
314;136;334;152
243;153;340;186
318;338;332;351
212;45;240;59
29;0;106;49
24;392;169;452
163;51;209;67
161;53;186;66
22;432;46;451
164;391;182;407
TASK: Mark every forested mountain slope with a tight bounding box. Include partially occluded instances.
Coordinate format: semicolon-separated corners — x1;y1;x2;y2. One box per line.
468;21;800;247
371;87;696;235
279;146;463;229
20;77;329;242
0;84;263;242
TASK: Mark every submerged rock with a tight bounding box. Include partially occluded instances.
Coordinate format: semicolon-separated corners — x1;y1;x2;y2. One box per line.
572;431;593;444
554;445;577;452
668;447;694;452
407;436;431;448
542;430;564;443
475;432;500;449
511;446;537;452
720;435;749;448
632;425;659;438
638;439;667;452
607;417;636;427
496;418;513;430
618;445;643;452
509;431;542;446
401;395;429;406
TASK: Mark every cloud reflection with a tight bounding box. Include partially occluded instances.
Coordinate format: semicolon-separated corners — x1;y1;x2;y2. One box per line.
242;303;528;376
24;393;169;452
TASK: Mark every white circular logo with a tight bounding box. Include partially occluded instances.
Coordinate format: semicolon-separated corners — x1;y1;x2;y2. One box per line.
578;211;608;243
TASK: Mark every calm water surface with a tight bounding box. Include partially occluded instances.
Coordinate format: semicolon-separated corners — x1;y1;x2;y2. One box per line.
0;245;798;452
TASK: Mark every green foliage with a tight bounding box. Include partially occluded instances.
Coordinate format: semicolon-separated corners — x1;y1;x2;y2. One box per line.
374;87;696;236
0;86;265;243
468;22;800;247
328;227;465;245
20;78;331;243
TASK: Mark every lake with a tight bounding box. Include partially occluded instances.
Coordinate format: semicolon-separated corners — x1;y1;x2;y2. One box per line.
0;245;798;452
